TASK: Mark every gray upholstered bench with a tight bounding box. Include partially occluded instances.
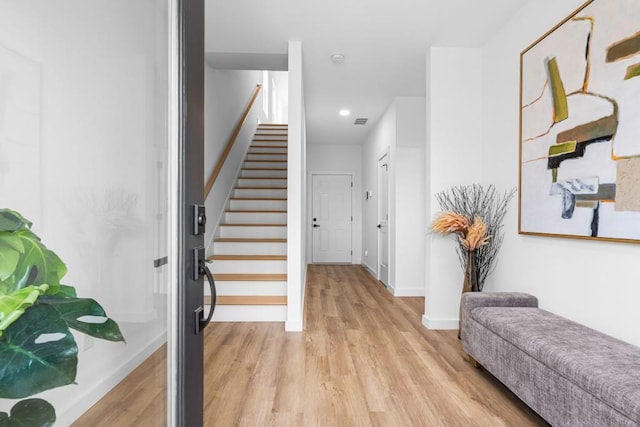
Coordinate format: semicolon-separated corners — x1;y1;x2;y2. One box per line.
461;292;640;427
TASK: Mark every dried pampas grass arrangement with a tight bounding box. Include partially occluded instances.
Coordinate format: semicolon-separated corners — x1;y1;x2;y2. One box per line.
431;184;516;291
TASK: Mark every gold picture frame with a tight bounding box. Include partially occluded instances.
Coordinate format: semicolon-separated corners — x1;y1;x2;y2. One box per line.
519;0;640;243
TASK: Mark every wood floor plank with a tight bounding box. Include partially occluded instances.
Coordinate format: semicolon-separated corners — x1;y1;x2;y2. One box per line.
74;265;548;427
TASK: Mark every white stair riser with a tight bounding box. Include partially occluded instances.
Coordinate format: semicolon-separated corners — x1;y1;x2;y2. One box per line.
219;226;287;239
240;169;287;178
249;140;287;148
212;260;287;274
238;178;287;188
253;134;287;140
247;153;287;161
234;188;287;198
225;212;287;224
249;147;288;154
206;281;287;296
244;161;287;169
214;241;287;255
255;134;287;139
211;305;286;322
230;199;287;210
256;128;287;134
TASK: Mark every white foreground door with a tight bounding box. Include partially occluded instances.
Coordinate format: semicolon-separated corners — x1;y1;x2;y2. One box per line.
312;174;352;263
378;153;390;285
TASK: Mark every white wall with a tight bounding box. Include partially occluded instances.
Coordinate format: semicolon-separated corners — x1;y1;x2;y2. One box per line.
395;98;426;296
481;0;640;347
274;71;289;123
286;40;306;332
203;68;264;251
424;47;484;329
361;96;426;296
307;144;363;265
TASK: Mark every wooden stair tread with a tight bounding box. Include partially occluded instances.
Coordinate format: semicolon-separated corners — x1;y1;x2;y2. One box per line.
231;197;287;201
209;255;287;261
239;177;287;180
214;238;287;242
206;295;287;306
258;123;288;126
235;185;287;190
250;145;288;149
249;151;287;154
226;210;287;213
213;273;287;281
252;139;288;142
220;223;286;227
236;187;288;191
242;168;287;171
245;160;288;163
250;146;287;149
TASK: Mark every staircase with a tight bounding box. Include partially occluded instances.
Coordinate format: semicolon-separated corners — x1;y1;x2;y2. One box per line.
209;123;288;321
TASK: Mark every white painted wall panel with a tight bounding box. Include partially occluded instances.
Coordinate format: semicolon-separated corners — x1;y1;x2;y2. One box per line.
424;47;484;329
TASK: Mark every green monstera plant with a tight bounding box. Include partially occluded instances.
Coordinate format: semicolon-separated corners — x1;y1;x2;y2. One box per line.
0;209;124;426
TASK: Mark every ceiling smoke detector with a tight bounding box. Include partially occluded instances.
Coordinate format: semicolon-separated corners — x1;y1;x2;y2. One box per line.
331;53;345;64
354;118;368;125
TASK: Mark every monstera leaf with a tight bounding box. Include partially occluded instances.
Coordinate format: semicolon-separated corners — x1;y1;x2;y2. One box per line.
0;209;32;232
0;233;24;287
0;303;78;399
0;217;66;296
39;296;125;342
8;229;66;295
0;398;55;427
0;284;49;337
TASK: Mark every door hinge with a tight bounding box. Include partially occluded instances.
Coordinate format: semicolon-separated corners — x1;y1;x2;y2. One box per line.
351;181;353;188
351;250;353;255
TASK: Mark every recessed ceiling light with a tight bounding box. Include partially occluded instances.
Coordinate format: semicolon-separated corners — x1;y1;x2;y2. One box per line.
339;109;351;117
331;53;345;64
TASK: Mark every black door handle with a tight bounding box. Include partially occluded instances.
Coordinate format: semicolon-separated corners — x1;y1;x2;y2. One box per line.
377;224;382;229
198;264;216;332
313;224;320;228
192;247;216;334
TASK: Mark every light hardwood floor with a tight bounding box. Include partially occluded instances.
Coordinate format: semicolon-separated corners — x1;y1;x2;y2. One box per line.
74;265;547;426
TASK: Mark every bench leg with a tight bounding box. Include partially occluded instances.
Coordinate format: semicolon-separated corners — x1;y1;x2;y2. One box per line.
468;355;481;369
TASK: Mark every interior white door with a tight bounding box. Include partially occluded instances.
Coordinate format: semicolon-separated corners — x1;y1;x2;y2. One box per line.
378;153;390;285
312;174;352;263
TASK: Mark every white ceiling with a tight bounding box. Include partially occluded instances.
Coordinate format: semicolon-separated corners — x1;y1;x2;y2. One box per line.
205;0;528;145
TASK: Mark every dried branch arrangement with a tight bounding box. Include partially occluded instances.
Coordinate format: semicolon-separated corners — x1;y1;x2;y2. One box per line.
433;184;516;291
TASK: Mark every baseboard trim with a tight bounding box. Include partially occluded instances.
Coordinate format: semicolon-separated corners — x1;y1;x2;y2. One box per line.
393;288;426;297
361;262;377;278
59;331;167;425
422;315;459;330
384;281;396;295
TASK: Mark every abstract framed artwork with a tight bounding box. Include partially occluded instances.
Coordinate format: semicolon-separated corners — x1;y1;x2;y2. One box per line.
519;0;640;243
